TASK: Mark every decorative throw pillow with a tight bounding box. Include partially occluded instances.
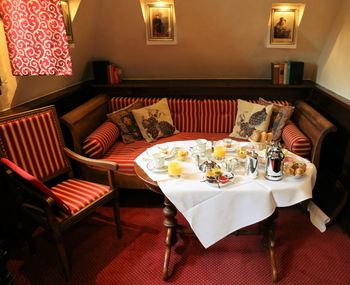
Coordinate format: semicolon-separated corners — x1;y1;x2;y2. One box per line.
258;98;295;140
107;101;144;144
131;98;178;142
83;121;120;158
229;99;273;140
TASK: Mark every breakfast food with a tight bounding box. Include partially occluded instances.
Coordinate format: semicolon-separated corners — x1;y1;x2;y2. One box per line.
176;149;189;160
284;160;307;177
205;167;233;185
237;147;247;159
250;130;261;142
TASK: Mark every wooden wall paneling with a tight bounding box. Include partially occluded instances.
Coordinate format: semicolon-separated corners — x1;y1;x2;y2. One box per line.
308;85;350;234
91;79;314;101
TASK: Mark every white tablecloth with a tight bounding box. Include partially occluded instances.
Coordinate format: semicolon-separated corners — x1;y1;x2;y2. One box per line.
135;140;316;248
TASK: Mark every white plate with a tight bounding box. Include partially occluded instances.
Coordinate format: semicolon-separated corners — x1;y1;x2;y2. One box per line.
205;180;234;188
147;161;168;173
147;147;175;160
285;174;305;180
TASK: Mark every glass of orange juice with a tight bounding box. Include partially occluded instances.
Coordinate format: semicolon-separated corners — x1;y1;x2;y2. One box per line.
214;145;226;160
168;161;182;178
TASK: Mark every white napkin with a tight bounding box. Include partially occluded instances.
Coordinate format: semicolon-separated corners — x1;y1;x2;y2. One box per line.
307;200;330;232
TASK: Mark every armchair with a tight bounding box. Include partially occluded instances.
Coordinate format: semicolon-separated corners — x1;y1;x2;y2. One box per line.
0;106;121;280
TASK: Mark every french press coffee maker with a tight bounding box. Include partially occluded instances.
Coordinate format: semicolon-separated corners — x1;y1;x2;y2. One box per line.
265;141;285;181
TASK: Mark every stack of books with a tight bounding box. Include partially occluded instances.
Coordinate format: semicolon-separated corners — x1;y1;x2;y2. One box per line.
271;61;304;85
92;60;123;85
107;63;122;85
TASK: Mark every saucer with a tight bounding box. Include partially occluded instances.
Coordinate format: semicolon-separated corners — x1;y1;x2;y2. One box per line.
147;161;168;173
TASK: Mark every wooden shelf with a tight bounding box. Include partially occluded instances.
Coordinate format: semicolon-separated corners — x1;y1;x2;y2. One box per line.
91;79;315;101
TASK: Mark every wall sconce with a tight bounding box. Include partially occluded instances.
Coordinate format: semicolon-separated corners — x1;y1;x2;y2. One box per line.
61;0;74;44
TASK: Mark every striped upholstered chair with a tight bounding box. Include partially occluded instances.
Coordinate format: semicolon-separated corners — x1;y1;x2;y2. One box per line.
0;106;121;280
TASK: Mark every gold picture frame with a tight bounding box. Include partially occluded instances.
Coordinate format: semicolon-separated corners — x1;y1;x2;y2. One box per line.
269;8;298;48
61;0;73;44
145;3;175;44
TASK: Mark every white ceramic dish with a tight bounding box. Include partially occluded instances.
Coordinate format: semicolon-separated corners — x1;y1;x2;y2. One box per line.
147;146;175;160
146;161;168;173
204;180;234;188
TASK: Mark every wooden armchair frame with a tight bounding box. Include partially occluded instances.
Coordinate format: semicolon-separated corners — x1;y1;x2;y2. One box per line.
0;106;121;280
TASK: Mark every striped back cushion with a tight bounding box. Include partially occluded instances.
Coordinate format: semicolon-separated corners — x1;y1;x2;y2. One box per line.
282;120;312;158
167;99;200;132
109;97;200;132
83;121;119;158
200;99;237;133
0;108;69;181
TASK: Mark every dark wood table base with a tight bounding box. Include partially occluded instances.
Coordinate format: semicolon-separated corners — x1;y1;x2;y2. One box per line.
134;164;279;282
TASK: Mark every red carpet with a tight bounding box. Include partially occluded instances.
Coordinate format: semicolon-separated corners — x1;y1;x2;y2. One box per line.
7;200;350;285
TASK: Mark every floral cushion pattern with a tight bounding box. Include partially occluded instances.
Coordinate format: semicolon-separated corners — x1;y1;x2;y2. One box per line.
107;101;144;144
230;99;273;140
131;98;178;142
83;121;119;158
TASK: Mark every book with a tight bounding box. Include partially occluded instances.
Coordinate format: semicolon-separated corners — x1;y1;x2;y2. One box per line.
271;63;280;84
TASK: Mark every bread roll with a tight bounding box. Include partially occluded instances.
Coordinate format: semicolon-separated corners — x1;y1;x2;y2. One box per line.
250;130;261;142
266;132;273;142
260;132;267;143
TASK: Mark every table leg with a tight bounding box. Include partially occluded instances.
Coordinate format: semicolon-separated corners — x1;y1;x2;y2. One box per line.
162;197;178;280
262;210;279;282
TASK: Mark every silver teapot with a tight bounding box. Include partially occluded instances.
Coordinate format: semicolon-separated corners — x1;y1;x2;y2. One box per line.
265;141;285;181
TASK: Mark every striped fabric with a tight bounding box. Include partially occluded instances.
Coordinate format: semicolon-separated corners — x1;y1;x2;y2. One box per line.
0;157;71;214
102;132;229;174
50;178;111;214
282;120;312;158
83;121;119;158
167;99;200;132
200;99;237;133
0;109;69;180
109;97;200;132
249;99;292;106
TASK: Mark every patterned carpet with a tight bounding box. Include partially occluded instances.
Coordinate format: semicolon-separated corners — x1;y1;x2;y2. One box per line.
7;196;350;285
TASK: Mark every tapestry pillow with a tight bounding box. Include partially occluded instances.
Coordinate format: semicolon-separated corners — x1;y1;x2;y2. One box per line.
229;99;273;140
258;98;295;141
83;121;120;158
107;101;144;144
131;98;178;142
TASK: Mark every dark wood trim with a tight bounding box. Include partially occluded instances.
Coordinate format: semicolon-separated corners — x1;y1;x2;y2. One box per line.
91;79;314;101
0;81;94;118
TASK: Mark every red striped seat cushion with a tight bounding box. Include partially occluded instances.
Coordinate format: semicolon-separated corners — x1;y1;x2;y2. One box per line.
200;99;237;133
282;120;312;158
102;132;229;174
0;157;71;214
83;121;119;158
0;108;69;180
50;178;111;214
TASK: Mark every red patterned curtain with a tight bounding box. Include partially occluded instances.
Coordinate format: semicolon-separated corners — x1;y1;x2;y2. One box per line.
0;0;72;75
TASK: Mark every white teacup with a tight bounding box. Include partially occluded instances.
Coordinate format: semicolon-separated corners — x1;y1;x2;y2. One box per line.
195;139;207;156
151;152;166;169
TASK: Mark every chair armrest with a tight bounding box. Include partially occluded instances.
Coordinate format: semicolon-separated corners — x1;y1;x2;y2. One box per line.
64;147;118;172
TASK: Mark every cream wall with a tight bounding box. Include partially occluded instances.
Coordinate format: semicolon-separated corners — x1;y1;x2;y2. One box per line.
316;0;350;100
94;0;340;80
0;0;347;110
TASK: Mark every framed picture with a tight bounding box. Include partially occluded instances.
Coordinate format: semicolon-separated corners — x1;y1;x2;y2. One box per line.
268;8;298;48
60;0;73;44
145;3;176;44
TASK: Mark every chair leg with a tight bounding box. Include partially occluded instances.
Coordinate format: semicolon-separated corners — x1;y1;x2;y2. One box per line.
52;229;71;280
112;196;122;239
